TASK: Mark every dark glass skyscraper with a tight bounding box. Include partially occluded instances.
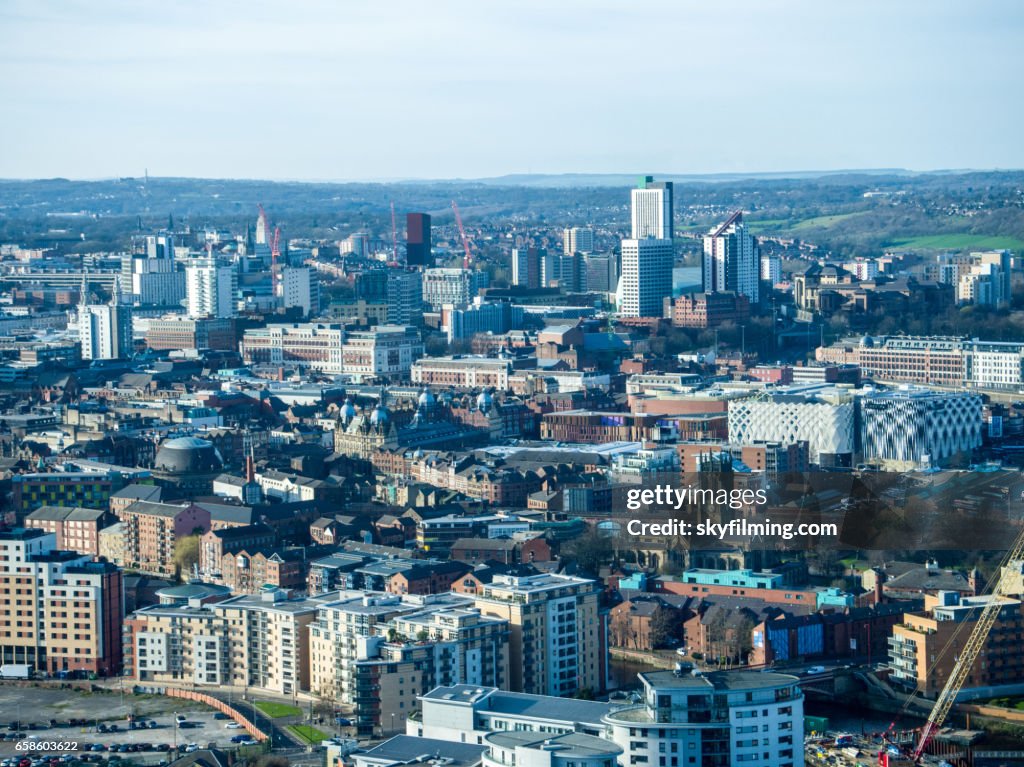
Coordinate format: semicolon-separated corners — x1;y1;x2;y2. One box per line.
406;213;433;267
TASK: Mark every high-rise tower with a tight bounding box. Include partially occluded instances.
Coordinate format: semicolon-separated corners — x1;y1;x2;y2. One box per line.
631;176;674;240
703;211;760;304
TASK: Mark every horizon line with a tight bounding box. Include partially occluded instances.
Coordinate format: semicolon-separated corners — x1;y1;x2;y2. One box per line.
0;166;1021;185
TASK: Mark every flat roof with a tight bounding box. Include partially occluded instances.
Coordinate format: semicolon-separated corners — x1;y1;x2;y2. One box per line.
640;669;800;691
484;731;620;758
357;735;484;767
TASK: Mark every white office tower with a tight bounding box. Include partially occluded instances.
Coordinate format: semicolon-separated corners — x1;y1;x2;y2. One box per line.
619;238;673;317
78;280;133;361
186;257;237;318
563;227;595;255
631;176;674;240
282;267;320;317
703;210;760;304
123;233;185;307
130;259;185;307
144;233;176;260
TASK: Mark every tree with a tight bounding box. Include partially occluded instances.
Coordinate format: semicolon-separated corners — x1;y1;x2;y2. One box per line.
648;607;680;649
173;535;201;579
564;526;613;575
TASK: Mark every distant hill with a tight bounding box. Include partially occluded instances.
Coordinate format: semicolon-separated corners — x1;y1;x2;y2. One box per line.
447;169;932;188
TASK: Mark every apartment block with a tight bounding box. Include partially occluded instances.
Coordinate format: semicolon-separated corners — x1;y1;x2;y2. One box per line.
24;506;114;557
309;592;510;737
126;589;324;695
118;501;211;576
602;671;803;767
888;593;1024;698
471;572;604;697
0;529;123;676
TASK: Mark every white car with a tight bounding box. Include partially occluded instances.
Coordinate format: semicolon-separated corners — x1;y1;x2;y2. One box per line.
239;739;258;746
184;744;198;753
804;665;826;675
225;722;242;729
675;647;688;657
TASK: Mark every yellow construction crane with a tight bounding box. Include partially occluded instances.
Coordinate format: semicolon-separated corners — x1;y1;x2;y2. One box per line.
911;525;1024;762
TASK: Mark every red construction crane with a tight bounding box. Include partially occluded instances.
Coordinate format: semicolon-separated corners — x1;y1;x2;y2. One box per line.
451;199;471;269
390;201;399;265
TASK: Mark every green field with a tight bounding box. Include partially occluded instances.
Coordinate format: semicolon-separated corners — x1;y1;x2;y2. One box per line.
885;233;1024;251
745;218;789;232
289;724;328;744
790;212;870;231
254;701;302;718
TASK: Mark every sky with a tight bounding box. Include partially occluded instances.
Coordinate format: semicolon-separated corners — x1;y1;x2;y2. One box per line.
1;0;1022;181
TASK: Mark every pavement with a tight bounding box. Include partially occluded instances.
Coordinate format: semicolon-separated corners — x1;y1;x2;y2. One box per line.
0;685;263;762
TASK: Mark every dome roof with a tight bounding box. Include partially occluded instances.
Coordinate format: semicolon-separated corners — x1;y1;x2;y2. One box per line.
155;437;223;474
477;389;494;412
340;397;357;420
418;388;436;408
370;404;390;426
161;436;214;450
860;335;874;348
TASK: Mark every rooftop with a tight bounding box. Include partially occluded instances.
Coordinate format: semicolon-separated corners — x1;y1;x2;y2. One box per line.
356;735;485;767
484;731;621;758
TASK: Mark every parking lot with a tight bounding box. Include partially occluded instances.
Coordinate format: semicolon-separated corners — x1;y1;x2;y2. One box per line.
0;685;262;763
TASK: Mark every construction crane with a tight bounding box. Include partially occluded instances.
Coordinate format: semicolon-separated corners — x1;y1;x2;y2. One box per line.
451;199;472;269
390;201;399;265
911;525;1024;762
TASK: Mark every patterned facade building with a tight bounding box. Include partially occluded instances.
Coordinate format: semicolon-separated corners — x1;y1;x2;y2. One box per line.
860;388;982;470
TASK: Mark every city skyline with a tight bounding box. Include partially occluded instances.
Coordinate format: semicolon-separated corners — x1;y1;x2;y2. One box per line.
1;1;1022;180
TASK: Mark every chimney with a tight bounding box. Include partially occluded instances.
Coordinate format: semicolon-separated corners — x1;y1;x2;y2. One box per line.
873;568;886;605
245;454;255;484
969;567;983;596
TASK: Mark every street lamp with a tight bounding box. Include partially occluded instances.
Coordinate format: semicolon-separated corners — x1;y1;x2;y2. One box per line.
390;713;395;735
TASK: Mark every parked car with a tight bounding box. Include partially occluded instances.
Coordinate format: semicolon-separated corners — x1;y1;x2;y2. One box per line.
224;723;242;730
213;714;229;721
230;735;249;744
804;665;826;675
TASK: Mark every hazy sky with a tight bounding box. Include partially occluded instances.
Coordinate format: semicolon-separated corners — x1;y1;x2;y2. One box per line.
1;0;1021;180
